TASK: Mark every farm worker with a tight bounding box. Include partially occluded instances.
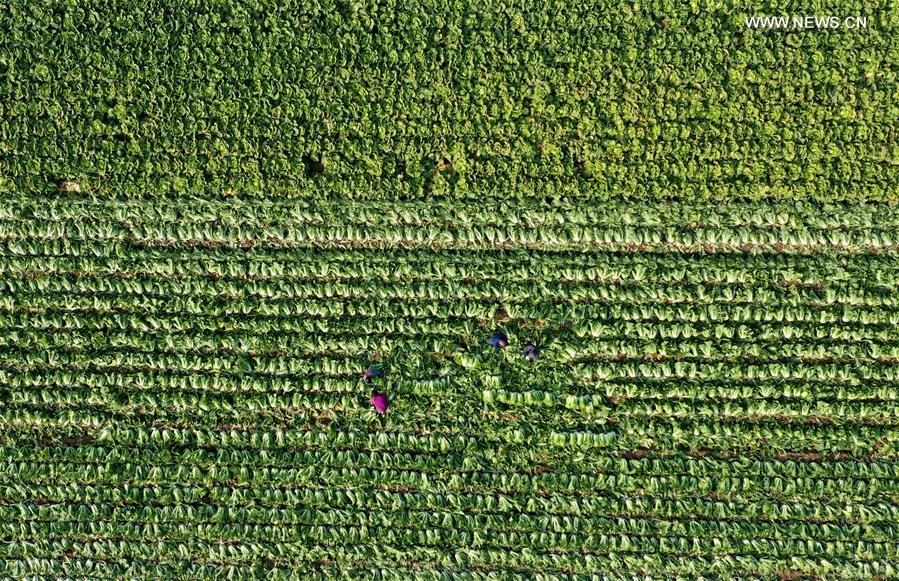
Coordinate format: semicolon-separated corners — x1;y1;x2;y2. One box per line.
524;344;539;363
489;331;508;350
370;392;389;414
364;365;383;384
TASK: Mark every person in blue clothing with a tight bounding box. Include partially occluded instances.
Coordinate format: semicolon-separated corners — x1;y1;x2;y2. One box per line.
364;365;384;383
489;331;508;350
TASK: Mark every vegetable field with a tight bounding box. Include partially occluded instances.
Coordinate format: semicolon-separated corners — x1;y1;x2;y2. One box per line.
3;1;899;579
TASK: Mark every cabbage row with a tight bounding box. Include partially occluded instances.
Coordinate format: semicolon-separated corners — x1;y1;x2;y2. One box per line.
1;196;898;578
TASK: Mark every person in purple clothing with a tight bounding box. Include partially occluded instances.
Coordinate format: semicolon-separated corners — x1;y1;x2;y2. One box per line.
370;392;389;414
523;344;540;363
489;331;508;350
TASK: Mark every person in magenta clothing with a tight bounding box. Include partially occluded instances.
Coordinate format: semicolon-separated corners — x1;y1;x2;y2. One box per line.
370;392;389;414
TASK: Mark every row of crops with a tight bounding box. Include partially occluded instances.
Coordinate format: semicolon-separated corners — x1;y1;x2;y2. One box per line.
2;192;899;577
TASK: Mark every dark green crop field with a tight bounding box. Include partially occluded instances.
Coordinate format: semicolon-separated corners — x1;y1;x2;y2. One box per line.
2;1;899;201
2;1;899;579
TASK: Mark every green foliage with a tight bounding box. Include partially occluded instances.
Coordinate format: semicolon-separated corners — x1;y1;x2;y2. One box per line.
1;2;898;201
3;0;899;576
3;199;899;576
